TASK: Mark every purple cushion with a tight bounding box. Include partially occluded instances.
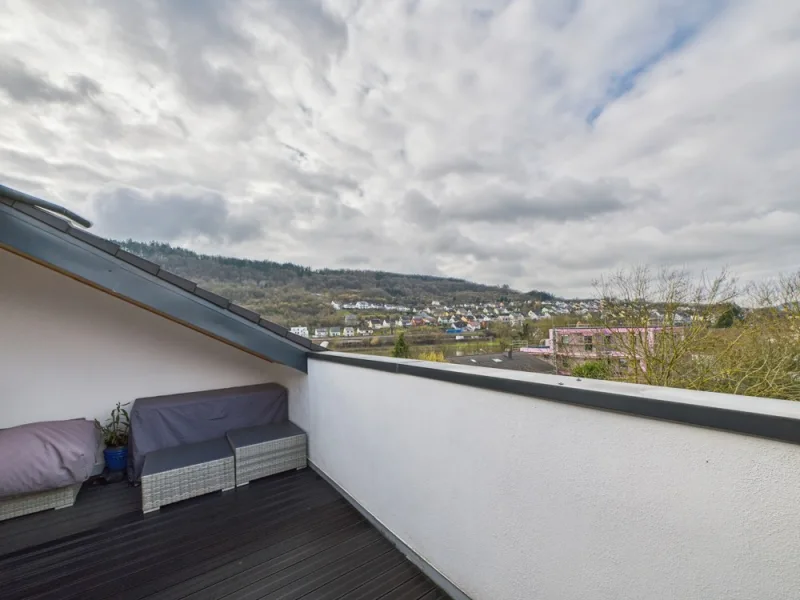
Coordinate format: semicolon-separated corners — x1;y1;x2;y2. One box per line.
0;419;100;497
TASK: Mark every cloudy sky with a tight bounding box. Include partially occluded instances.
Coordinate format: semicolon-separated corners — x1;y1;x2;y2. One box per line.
1;0;798;296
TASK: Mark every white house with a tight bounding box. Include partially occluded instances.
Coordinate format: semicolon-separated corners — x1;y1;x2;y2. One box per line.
343;327;355;337
290;326;309;338
328;327;342;337
313;327;328;338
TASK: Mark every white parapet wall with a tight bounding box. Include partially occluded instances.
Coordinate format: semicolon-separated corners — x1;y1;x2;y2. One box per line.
0;250;301;428
305;354;800;600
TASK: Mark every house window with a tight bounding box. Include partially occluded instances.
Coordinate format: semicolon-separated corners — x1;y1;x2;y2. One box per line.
584;335;593;351
604;335;612;346
561;335;569;344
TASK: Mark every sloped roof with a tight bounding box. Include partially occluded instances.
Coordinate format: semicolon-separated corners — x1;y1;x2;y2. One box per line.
0;186;324;372
448;352;556;374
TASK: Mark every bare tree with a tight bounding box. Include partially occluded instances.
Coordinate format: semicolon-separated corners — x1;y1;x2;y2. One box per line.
701;272;800;400
594;266;737;387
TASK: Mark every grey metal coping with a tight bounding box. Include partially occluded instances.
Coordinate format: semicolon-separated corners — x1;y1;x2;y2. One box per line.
141;437;233;476
226;421;307;449
309;351;800;447
0;189;328;371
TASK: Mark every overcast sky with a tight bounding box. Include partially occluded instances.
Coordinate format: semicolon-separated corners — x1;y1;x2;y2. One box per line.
1;0;798;296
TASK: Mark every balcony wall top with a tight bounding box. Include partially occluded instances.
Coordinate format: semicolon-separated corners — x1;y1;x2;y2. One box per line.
310;351;800;446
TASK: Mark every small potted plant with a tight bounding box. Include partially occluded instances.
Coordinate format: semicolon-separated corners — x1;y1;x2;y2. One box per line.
96;402;131;472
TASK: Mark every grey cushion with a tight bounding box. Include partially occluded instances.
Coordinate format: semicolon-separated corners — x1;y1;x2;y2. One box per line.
142;437;233;477
0;419;100;497
226;422;306;450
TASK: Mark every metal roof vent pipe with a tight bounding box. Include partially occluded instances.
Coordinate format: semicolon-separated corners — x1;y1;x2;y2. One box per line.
0;183;93;228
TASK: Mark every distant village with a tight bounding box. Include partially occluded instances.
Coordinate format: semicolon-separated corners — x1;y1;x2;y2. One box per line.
288;296;703;377
289;298;606;340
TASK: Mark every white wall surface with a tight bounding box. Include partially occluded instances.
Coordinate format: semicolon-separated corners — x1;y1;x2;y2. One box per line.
307;356;800;600
0;250;300;428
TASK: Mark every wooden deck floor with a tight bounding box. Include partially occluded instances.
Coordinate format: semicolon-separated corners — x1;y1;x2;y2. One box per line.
0;470;448;600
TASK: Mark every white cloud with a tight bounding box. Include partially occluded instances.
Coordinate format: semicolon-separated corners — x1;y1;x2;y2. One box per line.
1;0;798;296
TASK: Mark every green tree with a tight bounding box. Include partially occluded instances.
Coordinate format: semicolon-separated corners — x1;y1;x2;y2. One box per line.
392;333;411;358
491;322;513;352
571;361;611;380
416;350;446;362
715;304;743;328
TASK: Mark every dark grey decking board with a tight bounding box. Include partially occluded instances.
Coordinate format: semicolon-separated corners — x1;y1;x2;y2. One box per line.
0;480;141;556
0;470;447;600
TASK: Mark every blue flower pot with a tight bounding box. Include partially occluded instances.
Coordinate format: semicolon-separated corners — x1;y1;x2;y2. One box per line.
104;446;128;472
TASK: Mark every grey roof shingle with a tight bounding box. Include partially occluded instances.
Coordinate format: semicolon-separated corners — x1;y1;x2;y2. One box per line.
228;303;260;323
156;269;198;293
67;225;120;254
115;249;160;275
194;286;230;308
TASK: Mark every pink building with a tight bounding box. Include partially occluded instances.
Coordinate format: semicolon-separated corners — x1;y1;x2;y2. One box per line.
522;326;683;375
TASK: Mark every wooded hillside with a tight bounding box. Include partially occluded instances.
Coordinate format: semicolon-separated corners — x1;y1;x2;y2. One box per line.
120;240;555;326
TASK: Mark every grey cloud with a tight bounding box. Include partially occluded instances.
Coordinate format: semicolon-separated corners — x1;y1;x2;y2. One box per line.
547;211;800;274
337;254;371;267
252;192;382;248
417;158;489;181
0;59;101;104
455;178;654;224
97;0;261;109
179;62;258;108
427;230;528;263
275;164;361;196
160;0;260;108
547;233;733;272
260;0;349;68
93;185;261;244
535;0;583;29
319;197;363;222
401;190;442;230
0;148;109;184
2;0;799;296
492;261;525;279
398;178;646;230
70;74;102;99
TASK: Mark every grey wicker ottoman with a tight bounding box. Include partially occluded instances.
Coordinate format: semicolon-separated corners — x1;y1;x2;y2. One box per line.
0;483;81;521
141;437;235;514
226;422;307;487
